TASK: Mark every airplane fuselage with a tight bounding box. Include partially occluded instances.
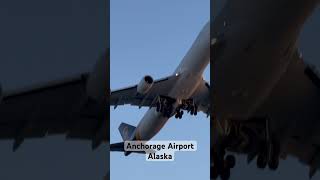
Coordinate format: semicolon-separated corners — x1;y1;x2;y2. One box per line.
132;22;210;141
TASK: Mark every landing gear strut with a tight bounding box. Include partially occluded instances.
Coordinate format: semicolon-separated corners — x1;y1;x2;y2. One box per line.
256;118;280;171
212;120;238;180
181;99;198;116
212;148;236;180
155;96;174;118
155;96;198;119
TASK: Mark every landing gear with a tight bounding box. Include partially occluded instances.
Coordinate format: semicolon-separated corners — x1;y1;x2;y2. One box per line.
155;96;175;118
268;156;279;170
154;96;199;119
175;110;183;119
190;104;198;115
212;150;236;180
257;152;268;169
268;138;280;170
255;118;280;171
182;99;198;116
211;123;237;180
256;140;280;170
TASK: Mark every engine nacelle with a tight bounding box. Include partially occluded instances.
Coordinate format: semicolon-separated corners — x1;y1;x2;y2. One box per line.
137;75;154;95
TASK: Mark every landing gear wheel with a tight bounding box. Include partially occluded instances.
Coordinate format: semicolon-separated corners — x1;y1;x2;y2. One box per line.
257;154;268;169
194;105;198;115
225;155;236;169
175;113;179;119
190;109;194;115
174;110;184;119
268;140;280;170
268;157;279;170
179;111;183;119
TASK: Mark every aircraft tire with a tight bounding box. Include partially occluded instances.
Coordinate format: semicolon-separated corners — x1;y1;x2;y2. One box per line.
257;154;267;169
268;157;279;170
268;139;280;170
179;111;183;119
190;109;194;115
175;113;179;119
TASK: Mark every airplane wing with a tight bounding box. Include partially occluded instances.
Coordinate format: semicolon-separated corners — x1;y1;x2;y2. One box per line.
280;139;320;178
0;51;108;151
110;75;179;108
250;49;320;177
254;49;320;138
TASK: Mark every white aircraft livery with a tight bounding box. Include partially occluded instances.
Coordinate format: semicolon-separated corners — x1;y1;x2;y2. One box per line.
110;22;210;155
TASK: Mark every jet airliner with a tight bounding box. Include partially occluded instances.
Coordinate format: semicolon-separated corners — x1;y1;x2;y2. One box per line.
110;22;210;155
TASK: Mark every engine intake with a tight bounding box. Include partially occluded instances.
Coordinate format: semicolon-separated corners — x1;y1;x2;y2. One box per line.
137;75;154;94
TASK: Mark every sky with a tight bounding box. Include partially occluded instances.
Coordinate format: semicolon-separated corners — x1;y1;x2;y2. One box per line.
110;0;210;180
0;1;107;180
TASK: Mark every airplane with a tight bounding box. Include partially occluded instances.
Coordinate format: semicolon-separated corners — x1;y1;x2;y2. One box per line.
212;0;319;179
110;22;210;155
0;50;108;151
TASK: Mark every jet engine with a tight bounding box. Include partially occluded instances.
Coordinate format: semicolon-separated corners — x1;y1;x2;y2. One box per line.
137;75;154;95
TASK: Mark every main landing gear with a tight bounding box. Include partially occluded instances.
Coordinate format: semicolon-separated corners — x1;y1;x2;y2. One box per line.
175;110;183;119
211;117;281;180
211;148;236;180
181;99;198;116
155;96;199;119
211;121;237;180
256;135;280;171
155;96;174;118
174;99;198;119
252;118;280;171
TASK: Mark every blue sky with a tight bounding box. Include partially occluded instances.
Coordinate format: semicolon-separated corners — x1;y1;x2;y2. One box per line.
110;0;209;179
